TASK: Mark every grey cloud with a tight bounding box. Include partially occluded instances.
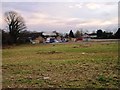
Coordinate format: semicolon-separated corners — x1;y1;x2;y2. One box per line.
1;2;118;33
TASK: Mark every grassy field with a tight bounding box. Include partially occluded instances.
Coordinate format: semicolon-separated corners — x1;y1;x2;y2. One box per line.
2;41;119;88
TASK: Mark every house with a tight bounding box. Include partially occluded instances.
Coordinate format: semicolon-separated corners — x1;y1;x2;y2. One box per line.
30;36;45;44
29;31;67;44
88;33;97;39
42;32;63;43
82;33;91;41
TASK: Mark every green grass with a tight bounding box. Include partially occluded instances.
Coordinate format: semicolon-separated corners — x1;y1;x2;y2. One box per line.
2;42;119;88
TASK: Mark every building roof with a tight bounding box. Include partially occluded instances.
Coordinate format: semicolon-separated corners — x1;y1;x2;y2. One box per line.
42;32;57;36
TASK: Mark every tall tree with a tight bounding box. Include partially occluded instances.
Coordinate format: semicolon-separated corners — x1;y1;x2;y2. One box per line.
75;30;81;38
4;11;27;43
97;29;103;38
69;30;75;38
114;28;120;39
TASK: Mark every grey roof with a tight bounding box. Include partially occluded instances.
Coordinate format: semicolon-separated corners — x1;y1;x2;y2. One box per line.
42;32;57;36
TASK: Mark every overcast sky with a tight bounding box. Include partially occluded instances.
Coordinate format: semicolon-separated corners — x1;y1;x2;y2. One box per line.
0;0;119;33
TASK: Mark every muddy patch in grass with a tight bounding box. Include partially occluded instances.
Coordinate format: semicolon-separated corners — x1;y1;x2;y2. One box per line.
36;51;63;54
72;44;91;48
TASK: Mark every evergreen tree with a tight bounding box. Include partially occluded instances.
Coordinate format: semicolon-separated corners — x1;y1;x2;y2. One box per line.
69;30;75;38
114;28;120;39
97;29;103;38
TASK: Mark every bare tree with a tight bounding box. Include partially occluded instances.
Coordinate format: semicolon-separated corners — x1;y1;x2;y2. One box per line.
75;30;81;38
4;11;27;43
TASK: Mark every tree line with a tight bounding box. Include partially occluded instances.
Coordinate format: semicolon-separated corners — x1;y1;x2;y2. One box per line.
1;11;120;45
67;29;120;39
